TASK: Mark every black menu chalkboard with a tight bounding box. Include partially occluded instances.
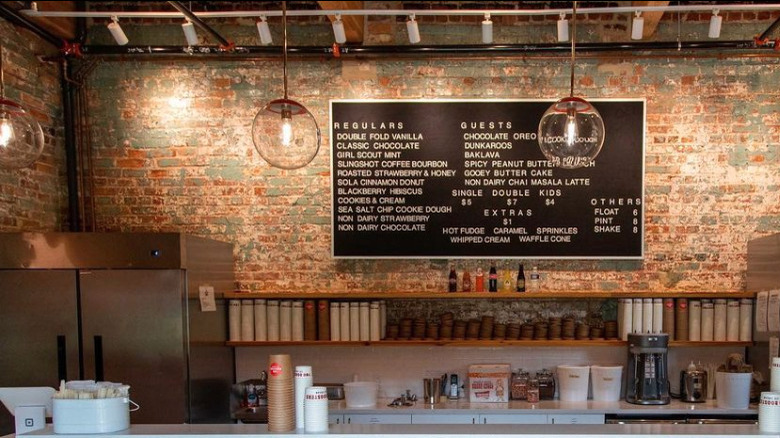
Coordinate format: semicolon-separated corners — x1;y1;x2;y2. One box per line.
330;99;645;259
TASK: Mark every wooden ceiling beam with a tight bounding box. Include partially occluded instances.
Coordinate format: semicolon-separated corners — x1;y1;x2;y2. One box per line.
2;1;78;40
631;1;670;39
317;1;364;44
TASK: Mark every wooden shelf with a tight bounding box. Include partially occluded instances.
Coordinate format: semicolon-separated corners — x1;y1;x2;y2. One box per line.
223;291;756;300
226;339;752;348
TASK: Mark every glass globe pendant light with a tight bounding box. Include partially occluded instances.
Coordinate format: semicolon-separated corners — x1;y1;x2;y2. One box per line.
252;2;320;170
0;44;44;169
538;1;605;169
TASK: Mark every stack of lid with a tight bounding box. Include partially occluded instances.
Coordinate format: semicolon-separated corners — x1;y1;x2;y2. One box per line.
452;320;467;340
520;323;535;340
562;317;576;340
604;321;618;339
548;317;562;340
385;324;399;340
426;323;439;340
399;318;413;339
439;313;454;339
412;317;426;339
575;323;590;340
267;354;294;432
466;319;481;340
506;323;521;340
479;316;494;340
533;321;548;340
493;323;506;340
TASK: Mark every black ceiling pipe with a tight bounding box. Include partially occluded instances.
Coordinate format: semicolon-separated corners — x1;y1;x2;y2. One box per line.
168;1;232;48
78;39;768;57
758;15;780;41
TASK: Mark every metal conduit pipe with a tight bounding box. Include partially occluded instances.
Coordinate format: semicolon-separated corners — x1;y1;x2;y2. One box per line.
167;1;232;48
79;39;770;57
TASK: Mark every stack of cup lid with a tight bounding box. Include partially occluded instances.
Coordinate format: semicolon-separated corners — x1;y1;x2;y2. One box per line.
452;320;467;340
385;324;399;340
267;354;294;432
520;323;534;340
294;365;313;430
492;323;506;340
426;323;439;340
466;319;481;340
479;316;494;340
759;391;780;433
412;317;426;339
304;386;329;433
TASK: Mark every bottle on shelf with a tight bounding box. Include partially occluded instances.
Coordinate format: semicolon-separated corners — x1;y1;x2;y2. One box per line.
502;263;513;292
475;267;485;292
527;266;540;292
516;263;526;292
448;265;458;292
488;263;498;292
462;269;472;292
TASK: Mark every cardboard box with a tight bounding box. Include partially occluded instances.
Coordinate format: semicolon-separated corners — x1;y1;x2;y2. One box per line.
468;364;511;403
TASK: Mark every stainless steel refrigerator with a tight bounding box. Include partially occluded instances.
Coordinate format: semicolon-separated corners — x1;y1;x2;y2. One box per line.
0;232;235;435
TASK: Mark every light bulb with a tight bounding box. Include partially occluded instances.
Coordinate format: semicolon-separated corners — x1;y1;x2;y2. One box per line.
538;97;605;169
280;110;294;147
0;117;13;148
565;109;577;147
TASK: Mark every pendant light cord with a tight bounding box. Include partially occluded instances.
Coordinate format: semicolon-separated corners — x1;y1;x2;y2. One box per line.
570;1;577;97
282;1;288;100
0;44;5;99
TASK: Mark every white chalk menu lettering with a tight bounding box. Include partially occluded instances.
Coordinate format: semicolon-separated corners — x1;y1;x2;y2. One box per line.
330;99;645;259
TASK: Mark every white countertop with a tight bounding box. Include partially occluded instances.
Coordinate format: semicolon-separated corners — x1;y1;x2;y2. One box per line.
329;398;757;416
8;423;777;438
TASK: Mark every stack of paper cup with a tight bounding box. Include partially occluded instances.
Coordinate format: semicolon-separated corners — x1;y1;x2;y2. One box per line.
759;392;780;433
267;354;294;432
771;358;780;391
294;366;313;430
304;386;329;433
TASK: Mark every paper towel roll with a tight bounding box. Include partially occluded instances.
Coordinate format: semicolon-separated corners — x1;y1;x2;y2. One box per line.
349;302;360;341
330;302;340;342
632;298;643;334
663;298;675;340
279;300;292;341
267;300;280;341
241;299;255;342
688;300;702;342
369;301;381;341
359;302;370;341
701;299;714;342
340;302;350;341
714;299;727;341
652;298;663;334
228;299;241;342
727;299;740;341
621;298;633;340
254;299;267;341
643;298;653;334
292;300;304;341
740;298;753;342
294;366;313;430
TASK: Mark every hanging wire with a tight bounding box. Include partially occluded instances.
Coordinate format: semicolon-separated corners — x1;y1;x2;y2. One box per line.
569;1;577;97
283;0;288;100
0;44;5;98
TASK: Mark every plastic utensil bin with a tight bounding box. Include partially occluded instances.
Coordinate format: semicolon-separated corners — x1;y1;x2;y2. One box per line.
52;397;130;433
344;382;378;408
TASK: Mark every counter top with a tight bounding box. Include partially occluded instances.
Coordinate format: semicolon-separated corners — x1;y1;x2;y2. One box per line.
8;423;776;438
329;399;757;416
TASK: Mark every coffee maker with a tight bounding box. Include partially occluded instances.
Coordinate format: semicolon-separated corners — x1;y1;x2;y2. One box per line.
625;333;670;405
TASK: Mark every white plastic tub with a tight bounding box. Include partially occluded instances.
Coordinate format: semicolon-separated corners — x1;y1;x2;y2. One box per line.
716;372;752;409
344;382;378;408
557;365;590;402
591;365;623;402
52;397;130;433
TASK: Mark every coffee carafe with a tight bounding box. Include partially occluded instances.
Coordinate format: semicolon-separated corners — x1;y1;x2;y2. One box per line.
625;333;670;405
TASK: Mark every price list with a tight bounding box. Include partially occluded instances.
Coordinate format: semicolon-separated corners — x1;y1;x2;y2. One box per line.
330;100;645;259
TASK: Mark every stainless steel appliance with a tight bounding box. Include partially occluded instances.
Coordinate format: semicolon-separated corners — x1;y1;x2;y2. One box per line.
680;367;707;403
0;232;235;435
625;333;670;405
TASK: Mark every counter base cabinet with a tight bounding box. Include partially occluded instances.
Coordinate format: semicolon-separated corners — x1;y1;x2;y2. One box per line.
412;414;478;424
478;414;548;424
344;414;412;424
549;414;605;424
328;414;343;425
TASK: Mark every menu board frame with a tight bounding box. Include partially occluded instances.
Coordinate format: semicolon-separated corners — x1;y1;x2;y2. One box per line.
329;98;646;260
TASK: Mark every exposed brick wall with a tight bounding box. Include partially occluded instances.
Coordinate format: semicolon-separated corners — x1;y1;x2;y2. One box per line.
0;20;67;231
83;51;780;293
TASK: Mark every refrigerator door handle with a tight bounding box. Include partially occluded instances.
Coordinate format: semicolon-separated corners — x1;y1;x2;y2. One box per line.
57;335;67;382
94;335;104;382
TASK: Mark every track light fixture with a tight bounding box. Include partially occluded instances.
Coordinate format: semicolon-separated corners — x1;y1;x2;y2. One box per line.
257;15;272;45
181;18;199;46
631;11;644;40
557;12;569;43
709;9;722;38
406;13;421;44
332;14;347;44
107;16;129;45
482;13;493;44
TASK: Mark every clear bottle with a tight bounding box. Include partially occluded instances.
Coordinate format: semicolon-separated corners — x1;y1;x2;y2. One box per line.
462;269;472;292
510;369;529;400
448;265;458;292
516;263;526;292
475;267;485;292
488;263;498;292
526;378;540;403
527;266;540;292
